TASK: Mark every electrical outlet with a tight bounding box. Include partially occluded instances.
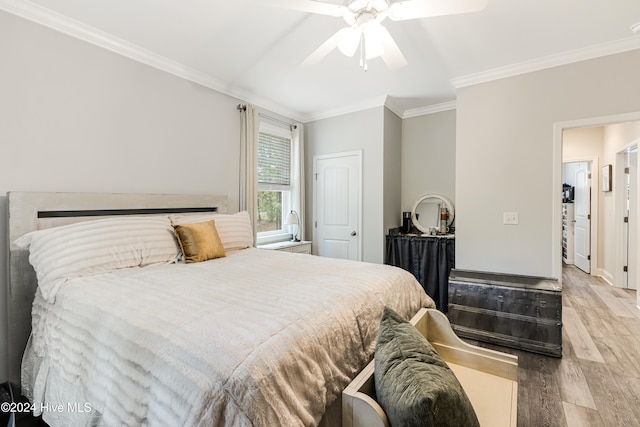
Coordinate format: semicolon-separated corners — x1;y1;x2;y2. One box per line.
503;212;519;225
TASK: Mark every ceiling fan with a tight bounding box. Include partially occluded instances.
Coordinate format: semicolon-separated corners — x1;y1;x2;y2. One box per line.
270;0;488;71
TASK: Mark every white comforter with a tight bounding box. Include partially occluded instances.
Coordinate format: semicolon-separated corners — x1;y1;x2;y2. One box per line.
22;248;434;427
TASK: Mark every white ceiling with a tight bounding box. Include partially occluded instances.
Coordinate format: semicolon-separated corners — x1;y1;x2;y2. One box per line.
4;0;640;121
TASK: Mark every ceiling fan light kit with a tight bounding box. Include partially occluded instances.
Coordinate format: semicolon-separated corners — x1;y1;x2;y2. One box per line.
337;27;361;56
337;12;388;70
273;0;488;70
363;22;385;59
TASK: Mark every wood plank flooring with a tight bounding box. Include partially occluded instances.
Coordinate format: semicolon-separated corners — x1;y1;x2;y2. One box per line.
464;265;640;427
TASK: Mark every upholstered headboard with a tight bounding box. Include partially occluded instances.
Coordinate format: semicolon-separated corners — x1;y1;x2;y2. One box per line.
6;191;228;392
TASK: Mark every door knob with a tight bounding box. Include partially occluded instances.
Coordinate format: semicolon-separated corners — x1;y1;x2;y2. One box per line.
351;231;357;236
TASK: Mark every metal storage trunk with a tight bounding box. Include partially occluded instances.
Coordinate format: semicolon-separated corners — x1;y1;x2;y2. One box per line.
448;269;562;357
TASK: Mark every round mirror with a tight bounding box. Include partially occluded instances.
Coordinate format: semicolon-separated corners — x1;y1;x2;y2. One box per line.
410;194;455;234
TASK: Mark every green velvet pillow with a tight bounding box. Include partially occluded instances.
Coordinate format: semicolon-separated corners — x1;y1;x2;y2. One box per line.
374;307;480;427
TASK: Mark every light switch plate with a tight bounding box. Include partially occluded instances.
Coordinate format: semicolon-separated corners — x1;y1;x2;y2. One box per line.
504;212;519;225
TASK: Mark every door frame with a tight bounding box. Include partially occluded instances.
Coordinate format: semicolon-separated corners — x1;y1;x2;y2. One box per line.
312;150;363;261
553;111;640;283
615;141;639;289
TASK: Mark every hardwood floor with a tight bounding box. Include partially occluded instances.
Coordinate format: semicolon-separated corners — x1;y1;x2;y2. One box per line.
465;265;640;427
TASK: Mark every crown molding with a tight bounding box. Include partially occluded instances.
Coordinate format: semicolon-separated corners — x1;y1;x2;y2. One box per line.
451;36;640;89
6;0;637;124
383;97;404;118
225;86;306;123
0;0;305;122
402;101;456;118
301;97;458;123
300;95;388;123
0;0;400;123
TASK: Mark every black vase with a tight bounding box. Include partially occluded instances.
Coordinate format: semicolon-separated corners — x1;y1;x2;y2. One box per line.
402;212;412;234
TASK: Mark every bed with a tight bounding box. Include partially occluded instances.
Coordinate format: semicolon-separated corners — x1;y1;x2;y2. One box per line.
6;192;435;426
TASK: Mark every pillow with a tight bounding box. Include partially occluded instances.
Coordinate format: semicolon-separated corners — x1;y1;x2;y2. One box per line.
172;220;226;263
374;307;480;427
170;211;253;251
14;216;180;303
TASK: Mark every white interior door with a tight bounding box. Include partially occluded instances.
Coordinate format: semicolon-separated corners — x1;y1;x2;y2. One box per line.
313;151;361;261
574;163;591;273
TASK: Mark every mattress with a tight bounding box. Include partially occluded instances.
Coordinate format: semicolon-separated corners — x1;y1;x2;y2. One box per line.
22;248;434;427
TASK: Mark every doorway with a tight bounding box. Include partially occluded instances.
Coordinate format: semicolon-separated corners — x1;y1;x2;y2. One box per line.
313;150;362;261
555;112;640;296
562;161;592;274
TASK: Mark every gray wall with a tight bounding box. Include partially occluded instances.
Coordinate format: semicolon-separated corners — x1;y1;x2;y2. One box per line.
305;107;386;263
0;10;244;383
383;108;403;236
455;49;640;278
401;110;456;214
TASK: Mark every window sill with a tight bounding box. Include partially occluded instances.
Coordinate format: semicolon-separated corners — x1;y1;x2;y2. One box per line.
257;232;294;246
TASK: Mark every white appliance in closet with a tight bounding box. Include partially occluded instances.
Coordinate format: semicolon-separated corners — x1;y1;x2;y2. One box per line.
562;202;575;264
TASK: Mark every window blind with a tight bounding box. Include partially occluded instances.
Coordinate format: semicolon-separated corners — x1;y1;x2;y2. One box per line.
258;132;291;186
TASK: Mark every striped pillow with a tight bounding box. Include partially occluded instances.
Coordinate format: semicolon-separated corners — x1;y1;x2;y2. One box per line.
14;216;180;302
170;211;253;251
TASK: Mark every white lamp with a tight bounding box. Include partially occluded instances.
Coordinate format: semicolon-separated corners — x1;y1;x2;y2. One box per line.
285;210;300;242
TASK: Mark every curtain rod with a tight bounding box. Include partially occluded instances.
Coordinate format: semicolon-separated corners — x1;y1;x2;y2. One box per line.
259;113;297;130
237;104;297;129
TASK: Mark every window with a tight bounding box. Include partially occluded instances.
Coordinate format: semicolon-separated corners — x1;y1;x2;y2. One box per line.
257;124;293;241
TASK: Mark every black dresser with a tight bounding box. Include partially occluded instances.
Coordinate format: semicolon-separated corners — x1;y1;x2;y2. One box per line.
448;269;562;357
385;234;455;311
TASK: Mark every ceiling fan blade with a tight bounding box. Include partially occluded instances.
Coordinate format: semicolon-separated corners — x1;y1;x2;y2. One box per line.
388;0;488;21
300;28;350;67
378;26;407;70
268;0;348;17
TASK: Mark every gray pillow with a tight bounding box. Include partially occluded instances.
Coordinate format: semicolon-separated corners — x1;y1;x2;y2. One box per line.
374;307;480;427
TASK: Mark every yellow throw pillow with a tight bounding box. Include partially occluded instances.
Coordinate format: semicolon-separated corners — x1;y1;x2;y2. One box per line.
172;220;226;263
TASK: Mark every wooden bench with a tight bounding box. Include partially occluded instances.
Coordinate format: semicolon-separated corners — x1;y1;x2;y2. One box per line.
342;308;518;427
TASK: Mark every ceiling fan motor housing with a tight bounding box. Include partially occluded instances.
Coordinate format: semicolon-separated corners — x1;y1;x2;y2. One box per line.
343;0;390;24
